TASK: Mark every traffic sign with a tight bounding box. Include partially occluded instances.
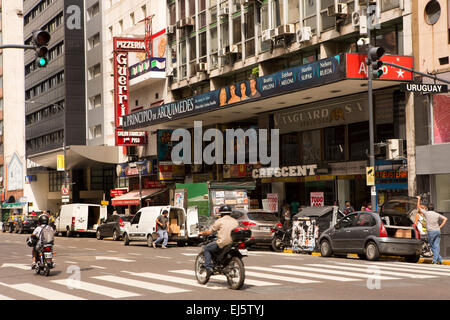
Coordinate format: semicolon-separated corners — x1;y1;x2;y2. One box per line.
61;186;69;195
366;167;375;186
400;83;448;94
62;198;70;203
57;155;65;171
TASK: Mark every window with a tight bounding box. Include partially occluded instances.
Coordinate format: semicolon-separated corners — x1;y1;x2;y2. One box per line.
288;0;299;24
303;0;317;33
90;168;103;190
141;5;147;19
356;213;377;227
88;94;101;110
130;12;135;26
88;33;100;50
87;2;100;20
119;20;123;34
349;122;369;161
88;64;101;80
271;0;284;27
324;125;346;161
302;130;321;164
339;213;358;228
89;125;102;139
281;133;299;166
49;171;65;192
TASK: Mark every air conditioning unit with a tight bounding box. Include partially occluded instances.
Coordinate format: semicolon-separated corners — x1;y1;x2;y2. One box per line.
176;17;195;29
275;24;295;38
218;7;229;17
386;139;404;160
296;26;312;43
231;4;240;13
352;12;368;34
327;3;348;16
196;62;207;72
262;29;272;42
218;46;229;57
230;44;239;53
166;67;174;77
167;25;176;34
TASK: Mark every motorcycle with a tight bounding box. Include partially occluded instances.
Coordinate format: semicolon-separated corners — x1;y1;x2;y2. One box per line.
271;223;291;252
194;227;251;290
34;244;55;276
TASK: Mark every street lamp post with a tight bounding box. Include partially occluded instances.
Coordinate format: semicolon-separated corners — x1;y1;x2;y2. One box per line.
136;161;145;209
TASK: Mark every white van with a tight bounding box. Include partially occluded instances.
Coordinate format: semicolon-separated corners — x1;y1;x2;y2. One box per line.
54;203;107;237
123;206;199;246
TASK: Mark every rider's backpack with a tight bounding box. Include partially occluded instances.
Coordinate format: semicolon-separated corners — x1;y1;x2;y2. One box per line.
40;225;55;245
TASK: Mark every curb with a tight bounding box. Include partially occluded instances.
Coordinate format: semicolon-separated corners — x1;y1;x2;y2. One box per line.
283;249;450;265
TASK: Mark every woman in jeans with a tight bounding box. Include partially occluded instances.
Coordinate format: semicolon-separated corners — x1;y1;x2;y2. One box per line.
416;196;448;264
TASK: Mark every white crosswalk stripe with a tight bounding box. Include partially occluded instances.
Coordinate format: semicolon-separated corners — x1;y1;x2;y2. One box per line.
0;282;85;300
170;269;280;286
368;262;450;276
275;264;399;280
51;279;140;298
122;271;225;289
0;294;14;300
246;266;360;282
92;275;191;294
245;271;320;284
391;262;450;271
329;262;437;279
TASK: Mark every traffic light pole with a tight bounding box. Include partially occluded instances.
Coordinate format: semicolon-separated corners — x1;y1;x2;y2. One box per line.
367;0;377;210
0;44;36;50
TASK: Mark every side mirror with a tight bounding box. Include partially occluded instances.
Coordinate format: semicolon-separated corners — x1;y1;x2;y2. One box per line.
100;218;105;224
334;222;341;229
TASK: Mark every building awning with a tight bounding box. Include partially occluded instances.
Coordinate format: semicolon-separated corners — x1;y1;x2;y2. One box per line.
111;188;166;206
208;181;256;190
1;202;27;209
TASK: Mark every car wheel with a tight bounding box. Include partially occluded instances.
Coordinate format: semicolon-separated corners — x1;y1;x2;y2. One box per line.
320;239;333;257
123;233;130;246
9;225;13;233
112;229;119;241
1;224;5;233
365;241;380;261
404;254;420;263
96;230;103;240
66;229;71;237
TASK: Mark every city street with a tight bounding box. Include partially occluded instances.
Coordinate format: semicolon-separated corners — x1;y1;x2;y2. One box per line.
1;231;450;300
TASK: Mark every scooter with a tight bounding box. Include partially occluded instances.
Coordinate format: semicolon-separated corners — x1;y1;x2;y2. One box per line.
195;227;251;290
271;223;292;252
33;244;55;276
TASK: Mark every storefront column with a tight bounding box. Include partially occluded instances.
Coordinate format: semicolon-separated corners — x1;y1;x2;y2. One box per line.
271;182;285;209
337;179;350;209
405;91;417;196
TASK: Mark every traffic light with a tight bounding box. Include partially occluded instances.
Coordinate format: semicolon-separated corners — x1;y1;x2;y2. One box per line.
368;46;385;78
32;30;51;68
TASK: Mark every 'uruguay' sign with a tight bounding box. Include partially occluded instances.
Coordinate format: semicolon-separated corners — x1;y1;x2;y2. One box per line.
400;83;448;94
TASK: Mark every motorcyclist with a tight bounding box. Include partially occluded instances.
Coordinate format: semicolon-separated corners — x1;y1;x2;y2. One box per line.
198;205;239;274
30;214;53;269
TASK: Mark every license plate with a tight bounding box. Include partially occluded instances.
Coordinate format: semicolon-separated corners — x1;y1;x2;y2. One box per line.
44;252;53;259
238;249;248;256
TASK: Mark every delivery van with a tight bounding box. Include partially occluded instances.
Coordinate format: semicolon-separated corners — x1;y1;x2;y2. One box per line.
54;203;107;237
123;205;199;246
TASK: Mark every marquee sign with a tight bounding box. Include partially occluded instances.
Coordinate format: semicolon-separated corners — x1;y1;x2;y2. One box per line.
115;130;148;146
113;37;146;129
252;165;318;179
346;54;414;81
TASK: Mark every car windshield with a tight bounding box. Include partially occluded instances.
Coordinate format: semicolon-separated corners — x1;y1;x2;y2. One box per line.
247;212;279;221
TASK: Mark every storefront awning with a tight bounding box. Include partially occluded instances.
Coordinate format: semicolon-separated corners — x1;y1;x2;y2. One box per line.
208;181;256;190
1;202;27;209
111;188;166;206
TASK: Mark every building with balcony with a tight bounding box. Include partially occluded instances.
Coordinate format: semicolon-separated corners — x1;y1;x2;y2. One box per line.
123;0;415;214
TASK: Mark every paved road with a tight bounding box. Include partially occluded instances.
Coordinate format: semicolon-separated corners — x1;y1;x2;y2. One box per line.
1;232;450;300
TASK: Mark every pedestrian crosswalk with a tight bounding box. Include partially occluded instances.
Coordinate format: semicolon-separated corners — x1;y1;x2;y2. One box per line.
1;260;450;300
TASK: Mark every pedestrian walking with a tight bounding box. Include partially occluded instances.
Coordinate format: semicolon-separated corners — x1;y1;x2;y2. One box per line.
416;196;448;264
154;210;169;249
343;201;355;215
281;203;292;230
366;203;373;212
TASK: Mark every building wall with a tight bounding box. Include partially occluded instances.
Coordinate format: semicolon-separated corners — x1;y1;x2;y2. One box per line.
2;0;25;202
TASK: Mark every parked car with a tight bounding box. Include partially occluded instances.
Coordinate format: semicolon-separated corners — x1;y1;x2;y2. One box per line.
96;214;134;241
17;214;40;234
318;209;423;262
232;209;280;247
2;214;21;233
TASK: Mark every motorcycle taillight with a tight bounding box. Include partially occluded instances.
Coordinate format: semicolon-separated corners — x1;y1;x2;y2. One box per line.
120;218;124;228
238;242;246;249
43;247;52;252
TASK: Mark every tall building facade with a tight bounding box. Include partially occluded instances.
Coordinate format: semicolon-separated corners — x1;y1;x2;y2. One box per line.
412;0;450;257
123;0;415;213
1;0;27;216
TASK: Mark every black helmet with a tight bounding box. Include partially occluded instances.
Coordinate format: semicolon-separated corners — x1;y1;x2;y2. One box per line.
38;214;49;225
219;205;232;216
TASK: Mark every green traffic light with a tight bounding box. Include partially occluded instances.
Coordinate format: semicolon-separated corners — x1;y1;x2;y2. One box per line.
37;57;49;67
373;69;383;78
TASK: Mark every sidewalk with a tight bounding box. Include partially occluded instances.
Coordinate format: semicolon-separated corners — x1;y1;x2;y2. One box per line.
283;249;450;265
